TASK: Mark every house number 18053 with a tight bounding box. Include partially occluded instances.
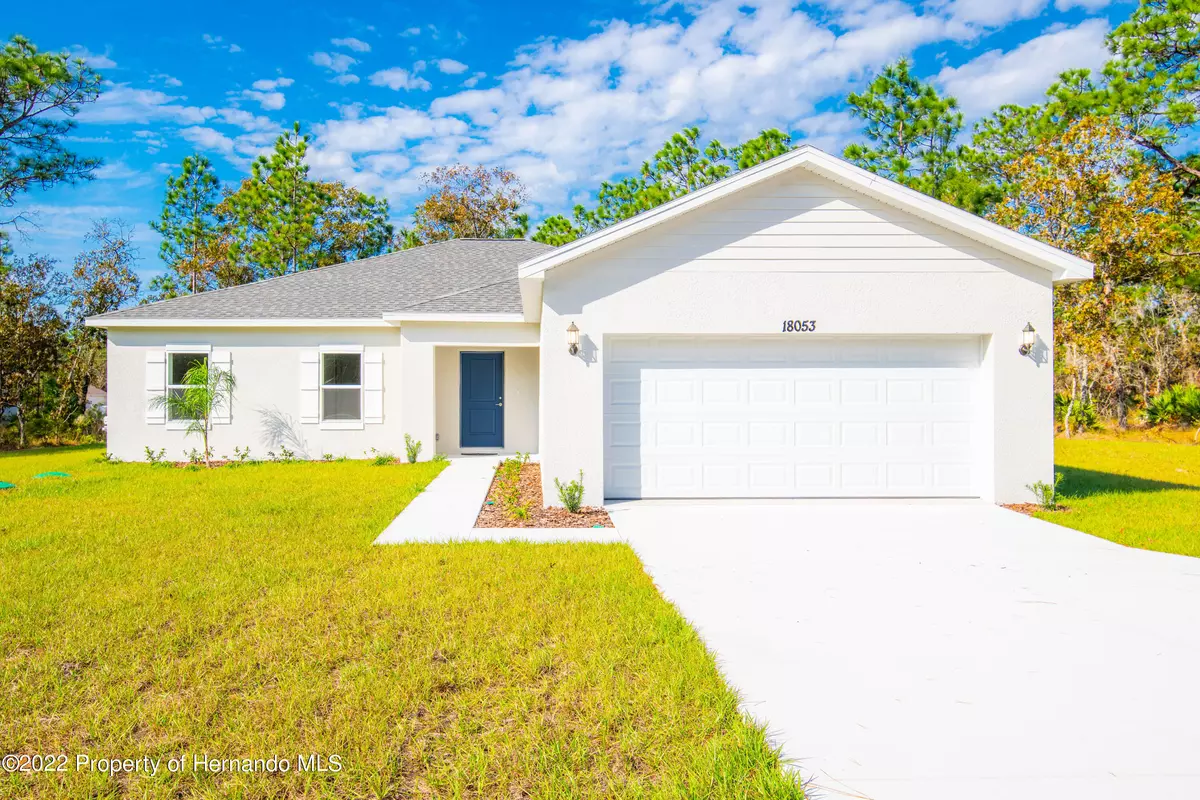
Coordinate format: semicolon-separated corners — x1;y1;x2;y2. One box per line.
782;320;817;332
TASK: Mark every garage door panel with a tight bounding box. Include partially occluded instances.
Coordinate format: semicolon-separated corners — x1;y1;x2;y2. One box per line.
605;336;983;499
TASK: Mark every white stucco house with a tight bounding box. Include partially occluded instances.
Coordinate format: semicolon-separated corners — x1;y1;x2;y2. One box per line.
88;146;1091;505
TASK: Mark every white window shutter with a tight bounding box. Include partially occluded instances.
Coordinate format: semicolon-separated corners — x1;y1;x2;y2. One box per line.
211;349;232;424
299;350;319;424
145;351;166;424
363;349;383;424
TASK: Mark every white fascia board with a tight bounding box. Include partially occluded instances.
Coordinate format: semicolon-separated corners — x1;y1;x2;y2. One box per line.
517;145;1094;284
380;312;526;324
86;317;393;329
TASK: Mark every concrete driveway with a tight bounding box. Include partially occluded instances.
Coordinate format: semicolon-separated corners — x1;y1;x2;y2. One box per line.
608;500;1200;800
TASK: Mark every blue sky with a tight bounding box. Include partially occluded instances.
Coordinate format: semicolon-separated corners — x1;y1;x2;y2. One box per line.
6;0;1136;284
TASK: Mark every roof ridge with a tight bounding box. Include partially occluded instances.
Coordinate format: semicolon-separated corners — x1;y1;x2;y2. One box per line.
396;275;513;310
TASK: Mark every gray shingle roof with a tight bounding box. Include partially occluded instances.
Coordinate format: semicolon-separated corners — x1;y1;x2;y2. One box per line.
90;238;554;321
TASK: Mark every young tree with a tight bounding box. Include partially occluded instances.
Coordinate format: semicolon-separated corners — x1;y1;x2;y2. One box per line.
0;35;103;240
843;59;969;201
0;254;65;446
150;360;235;467
149;154;224;294
411;165;528;242
311;181;393;267
229;123;327;277
57;219;140;421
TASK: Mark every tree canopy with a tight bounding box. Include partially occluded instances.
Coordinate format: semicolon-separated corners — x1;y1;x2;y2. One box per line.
0;35;103;242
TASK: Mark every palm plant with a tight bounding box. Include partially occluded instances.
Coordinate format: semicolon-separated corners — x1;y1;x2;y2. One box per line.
150;361;235;467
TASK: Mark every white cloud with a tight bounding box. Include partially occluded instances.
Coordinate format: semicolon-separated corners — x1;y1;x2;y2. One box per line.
179;126;236;156
202;34;242;53
435;58;469;75
311;51;356;73
69;46;116;69
82;84;215;125
331;74;361;86
936;0;1049;29
332;37;371;52
400;27;421;37
242;90;286;110
1055;0;1112;8
305;0;963;210
936;18;1112;118
251;76;294;91
217;107;278;132
151;73;183;87
368;67;432;91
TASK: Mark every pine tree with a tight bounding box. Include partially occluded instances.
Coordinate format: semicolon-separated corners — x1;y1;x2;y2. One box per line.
149;154;223;294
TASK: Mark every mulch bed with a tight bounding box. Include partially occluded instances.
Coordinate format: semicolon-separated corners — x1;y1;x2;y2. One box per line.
1003;503;1070;515
475;462;614;528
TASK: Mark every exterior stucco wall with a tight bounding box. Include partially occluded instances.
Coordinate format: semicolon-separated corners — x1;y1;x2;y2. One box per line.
434;346;539;455
105;321;541;463
538;173;1055;505
106;327;406;462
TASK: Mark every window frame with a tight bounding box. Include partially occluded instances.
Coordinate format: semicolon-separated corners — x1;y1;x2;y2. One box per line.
319;346;364;430
164;345;212;430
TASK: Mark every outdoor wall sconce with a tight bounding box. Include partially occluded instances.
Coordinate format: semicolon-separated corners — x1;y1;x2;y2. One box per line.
1019;323;1036;356
567;321;580;355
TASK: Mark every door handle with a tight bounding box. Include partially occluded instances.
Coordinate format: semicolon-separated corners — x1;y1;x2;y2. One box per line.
496;402;503;407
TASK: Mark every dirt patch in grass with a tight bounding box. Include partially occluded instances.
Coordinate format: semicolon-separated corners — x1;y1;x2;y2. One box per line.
476;462;614;528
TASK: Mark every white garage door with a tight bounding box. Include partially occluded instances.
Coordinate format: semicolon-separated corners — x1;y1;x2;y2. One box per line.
604;336;984;499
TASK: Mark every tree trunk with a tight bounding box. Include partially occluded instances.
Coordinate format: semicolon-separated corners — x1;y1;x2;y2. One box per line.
15;408;26;448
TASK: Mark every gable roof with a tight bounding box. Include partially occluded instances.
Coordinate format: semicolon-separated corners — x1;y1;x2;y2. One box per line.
88;238;553;326
517;145;1093;284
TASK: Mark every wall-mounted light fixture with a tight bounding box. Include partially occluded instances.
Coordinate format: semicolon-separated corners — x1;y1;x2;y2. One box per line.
1019;323;1036;356
567;321;580;355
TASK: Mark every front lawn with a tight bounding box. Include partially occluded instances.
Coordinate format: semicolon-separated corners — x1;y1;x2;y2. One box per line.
1036;437;1200;558
0;446;801;799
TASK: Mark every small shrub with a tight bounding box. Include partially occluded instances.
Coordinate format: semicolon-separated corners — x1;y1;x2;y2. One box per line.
404;434;422;463
268;446;297;462
495;454;532;522
1054;393;1100;433
1026;472;1064;510
431;452;449;464
1144;385;1200;427
555;471;585;513
95;452;121;464
185;448;209;466
144;446;167;465
232;446;253;465
321;453;334;462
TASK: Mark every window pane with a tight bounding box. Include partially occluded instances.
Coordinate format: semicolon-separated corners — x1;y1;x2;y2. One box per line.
322;353;361;386
166;387;200;421
169;352;208;385
322;388;361;421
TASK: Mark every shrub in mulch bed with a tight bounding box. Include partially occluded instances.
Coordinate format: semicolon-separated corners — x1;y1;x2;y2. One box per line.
476;462;614;528
1003;503;1071;515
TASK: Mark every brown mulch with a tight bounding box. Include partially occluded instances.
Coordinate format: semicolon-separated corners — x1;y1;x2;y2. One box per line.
475;462;614;528
1003;503;1070;515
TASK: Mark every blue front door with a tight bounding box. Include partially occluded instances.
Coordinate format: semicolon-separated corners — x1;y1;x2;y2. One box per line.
460;352;504;448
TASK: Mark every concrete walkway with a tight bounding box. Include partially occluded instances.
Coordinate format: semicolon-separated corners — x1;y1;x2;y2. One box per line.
374;457;498;543
374;456;625;543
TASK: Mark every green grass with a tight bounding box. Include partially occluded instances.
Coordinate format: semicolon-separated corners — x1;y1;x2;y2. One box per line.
0;446;802;799
1034;437;1200;558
